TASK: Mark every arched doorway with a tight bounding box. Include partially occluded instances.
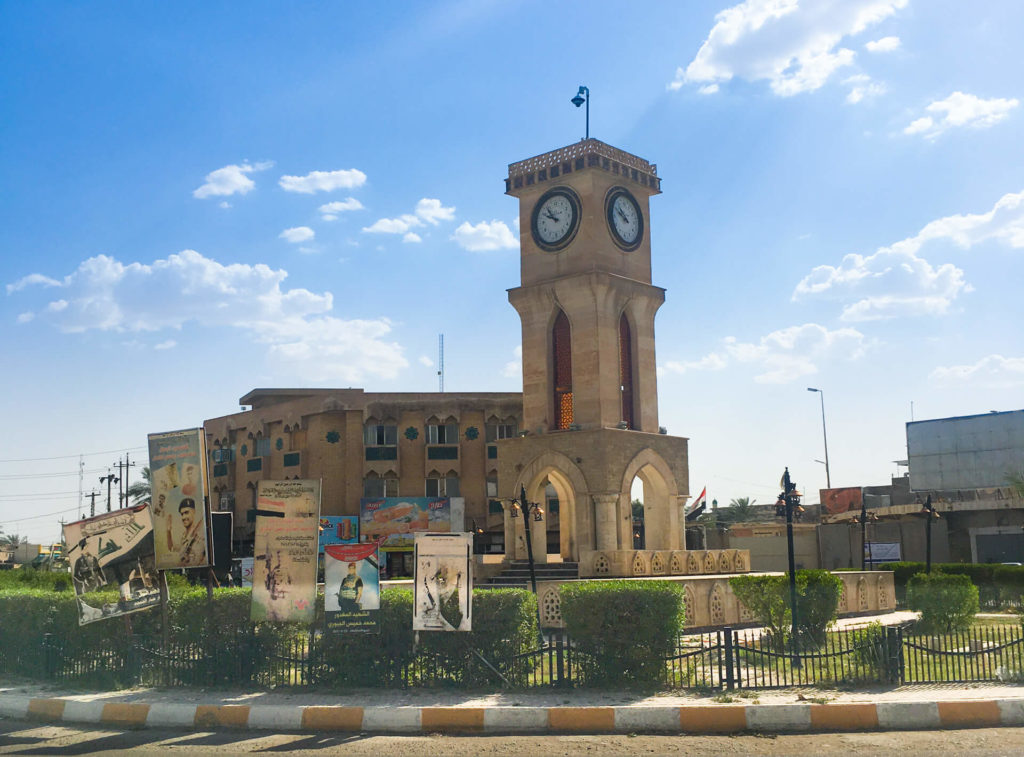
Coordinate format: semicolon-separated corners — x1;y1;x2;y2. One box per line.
619;449;681;551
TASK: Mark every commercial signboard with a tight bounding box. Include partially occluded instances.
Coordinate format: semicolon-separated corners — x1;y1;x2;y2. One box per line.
251;479;321;624
324;542;381;633
63;504;163;625
413;532;473;632
359;497;464;548
147;428;210;570
318;516;359;553
821;487;863;516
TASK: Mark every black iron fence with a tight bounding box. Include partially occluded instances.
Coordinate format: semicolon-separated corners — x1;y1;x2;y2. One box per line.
13;623;1024;691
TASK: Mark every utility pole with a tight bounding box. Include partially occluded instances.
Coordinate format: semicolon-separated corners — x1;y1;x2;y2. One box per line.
114;454;136;508
100;472;119;513
86;491;99;518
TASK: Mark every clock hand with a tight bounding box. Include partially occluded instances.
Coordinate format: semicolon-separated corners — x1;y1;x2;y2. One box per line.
616;207;630;223
545;209;560;222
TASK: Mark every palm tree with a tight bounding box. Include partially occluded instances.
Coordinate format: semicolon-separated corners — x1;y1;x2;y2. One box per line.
127;466;152;505
0;532;28;548
707;497;758;526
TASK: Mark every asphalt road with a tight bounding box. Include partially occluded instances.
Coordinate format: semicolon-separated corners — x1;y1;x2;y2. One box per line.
4;721;1024;756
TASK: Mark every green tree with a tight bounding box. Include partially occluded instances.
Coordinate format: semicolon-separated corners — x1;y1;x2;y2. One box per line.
701;496;757;526
126;466;152;505
0;533;27;548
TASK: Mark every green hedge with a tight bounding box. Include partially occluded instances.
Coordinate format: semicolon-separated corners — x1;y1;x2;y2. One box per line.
560;580;684;687
906;572;979;634
0;584;537;690
881;562;1024;607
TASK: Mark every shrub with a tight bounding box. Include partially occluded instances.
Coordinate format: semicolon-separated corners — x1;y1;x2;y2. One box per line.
907;572;979;635
416;588;538;687
730;571;842;651
560;580;684;686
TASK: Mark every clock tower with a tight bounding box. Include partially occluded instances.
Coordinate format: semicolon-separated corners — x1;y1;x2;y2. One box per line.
506;139;665;434
497;138;690;572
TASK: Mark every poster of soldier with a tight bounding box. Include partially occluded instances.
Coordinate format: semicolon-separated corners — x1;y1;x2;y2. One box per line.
147;428;210;570
413;532;473;632
324;542;381;633
63;504;164;626
251;479;321;624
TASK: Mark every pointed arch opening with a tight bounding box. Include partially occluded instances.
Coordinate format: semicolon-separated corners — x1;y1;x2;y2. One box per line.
552;309;573;429
619;312;635;429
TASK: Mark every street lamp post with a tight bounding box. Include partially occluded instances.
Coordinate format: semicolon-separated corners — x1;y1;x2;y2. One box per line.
921;495;940;573
807;388;831;489
509;485;545;637
777;468;803;667
570;86;590;139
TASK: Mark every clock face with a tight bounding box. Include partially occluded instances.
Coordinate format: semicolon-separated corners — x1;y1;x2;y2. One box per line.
531;188;580;251
606;188;643;251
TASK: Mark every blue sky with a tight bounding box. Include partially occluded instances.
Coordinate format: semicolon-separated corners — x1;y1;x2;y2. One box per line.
2;0;1022;543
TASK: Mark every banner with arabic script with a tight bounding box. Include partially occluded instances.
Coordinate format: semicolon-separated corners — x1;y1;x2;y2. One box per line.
147;428;210;570
63;504;164;625
251;479;321;624
324;542;381;634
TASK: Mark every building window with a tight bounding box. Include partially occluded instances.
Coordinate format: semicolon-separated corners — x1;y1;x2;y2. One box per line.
486;474;498;498
256;438;271;457
426;421;459;445
619;312;635;429
283;452;300;468
426;473;460;498
363;475;398;498
364;423;398;446
213;463;228;477
291;429;307;450
552;309;573;429
485;421;518;442
247;458;262;473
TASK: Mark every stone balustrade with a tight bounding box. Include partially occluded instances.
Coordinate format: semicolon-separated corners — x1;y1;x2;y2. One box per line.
579;548;752;578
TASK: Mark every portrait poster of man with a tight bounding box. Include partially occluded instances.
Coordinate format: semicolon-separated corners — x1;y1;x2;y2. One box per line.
251;479;321;624
147;428;210;570
413;532;473;632
63;504;164;625
323;542;381;633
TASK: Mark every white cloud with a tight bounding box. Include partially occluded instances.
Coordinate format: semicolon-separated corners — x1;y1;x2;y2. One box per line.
4;249;408;382
279;226;315;244
930;355;1024;389
319;198;364;221
795;190;1024;320
154;339;177;350
670;0;906;96
363;215;422;234
415;198;456;225
6;273;61;293
699;84;720;95
503;345;522;379
844;74;886;104
419;355;434;368
452;220;518;252
219;201;231;209
362;197;456;237
278;169;367;194
663;324;866;383
16;312;34;323
403;232;422;244
865;35;900;52
193;161;273;199
903;92;1019;139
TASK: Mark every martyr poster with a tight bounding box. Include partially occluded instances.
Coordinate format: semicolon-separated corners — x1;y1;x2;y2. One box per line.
251;479;321;623
147;428;210;570
63;504;164;625
324;542;381;633
413;532;473;632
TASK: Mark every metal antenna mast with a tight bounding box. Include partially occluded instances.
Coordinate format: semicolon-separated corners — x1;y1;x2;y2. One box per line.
438;334;445;392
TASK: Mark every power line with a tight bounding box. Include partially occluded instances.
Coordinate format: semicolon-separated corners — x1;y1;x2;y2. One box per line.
0;504;86;525
0;468;108;480
0;446;146;464
0;490;83;498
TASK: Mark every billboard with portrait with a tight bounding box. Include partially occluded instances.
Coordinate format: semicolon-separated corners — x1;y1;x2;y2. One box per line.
821;486;863;516
63;504;164;625
413;532;473;632
359;497;464;548
251;479;321;624
147;428;210;570
324;542;381;633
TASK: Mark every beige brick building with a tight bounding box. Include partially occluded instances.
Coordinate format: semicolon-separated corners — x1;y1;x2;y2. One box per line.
206;138;692;578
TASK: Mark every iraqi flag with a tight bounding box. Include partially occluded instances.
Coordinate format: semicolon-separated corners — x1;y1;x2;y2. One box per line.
686;487;707;521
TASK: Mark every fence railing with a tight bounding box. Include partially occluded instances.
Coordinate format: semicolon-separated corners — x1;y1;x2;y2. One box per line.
16;622;1024;691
